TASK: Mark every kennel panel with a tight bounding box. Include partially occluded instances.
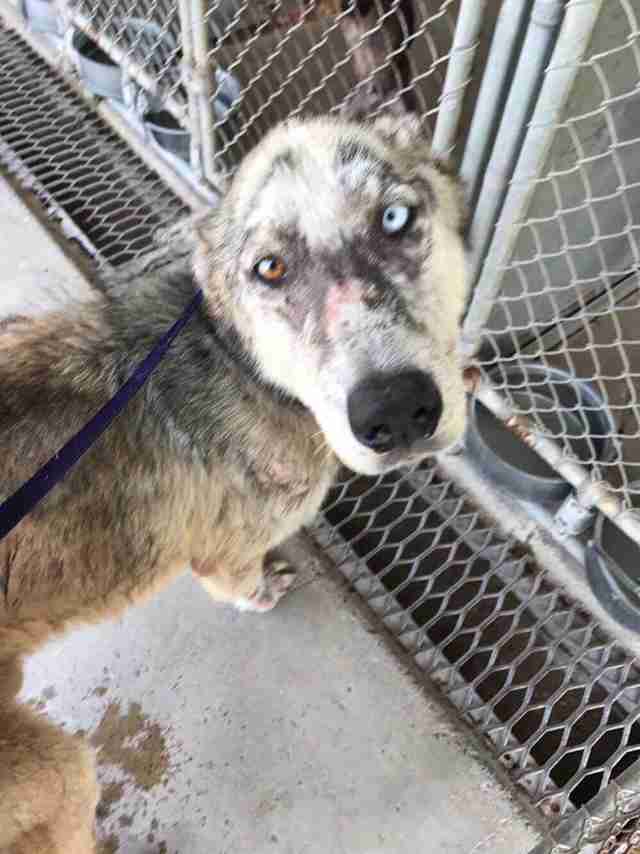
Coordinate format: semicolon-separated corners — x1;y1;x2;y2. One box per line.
465;1;640;516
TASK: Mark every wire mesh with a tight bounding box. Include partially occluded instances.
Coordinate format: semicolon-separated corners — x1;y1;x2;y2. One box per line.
66;0;185;109
0;22;188;267
14;2;467;185
469;0;640;512
313;460;640;823
203;1;458;173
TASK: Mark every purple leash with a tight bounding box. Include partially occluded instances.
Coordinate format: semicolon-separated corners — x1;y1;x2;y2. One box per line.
0;288;204;543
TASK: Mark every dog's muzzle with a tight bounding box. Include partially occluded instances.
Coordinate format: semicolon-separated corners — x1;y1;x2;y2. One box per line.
347;370;443;454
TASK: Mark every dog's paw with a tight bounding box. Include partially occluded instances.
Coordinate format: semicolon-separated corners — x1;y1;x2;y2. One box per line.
238;559;297;613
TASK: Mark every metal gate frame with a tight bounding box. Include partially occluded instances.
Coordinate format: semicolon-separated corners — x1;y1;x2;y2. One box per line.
460;0;640;551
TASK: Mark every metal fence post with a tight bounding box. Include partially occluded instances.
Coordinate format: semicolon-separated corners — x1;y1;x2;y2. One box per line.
466;0;565;283
189;0;218;188
178;0;203;180
430;0;487;159
459;0;531;206
462;0;605;358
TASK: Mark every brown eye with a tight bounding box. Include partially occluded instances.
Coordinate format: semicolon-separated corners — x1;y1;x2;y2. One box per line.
254;255;287;285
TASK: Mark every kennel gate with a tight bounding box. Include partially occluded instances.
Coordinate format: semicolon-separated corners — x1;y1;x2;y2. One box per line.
2;0;640;850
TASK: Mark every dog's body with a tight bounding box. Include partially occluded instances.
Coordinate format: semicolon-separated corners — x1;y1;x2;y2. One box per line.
0;114;468;852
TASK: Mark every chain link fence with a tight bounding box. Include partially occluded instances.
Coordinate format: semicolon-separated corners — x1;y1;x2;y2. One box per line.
464;0;640;521
7;1;470;182
68;0;182;84
202;1;460;172
3;0;640;849
1;0;478;251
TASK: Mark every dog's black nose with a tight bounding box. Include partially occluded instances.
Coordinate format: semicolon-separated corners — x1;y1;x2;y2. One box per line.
347;370;443;454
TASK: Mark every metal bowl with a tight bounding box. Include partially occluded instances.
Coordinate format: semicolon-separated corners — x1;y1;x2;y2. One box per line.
144;68;240;166
467;362;615;503
213;67;242;116
143;110;191;161
586;482;640;631
72;29;123;100
73;19;177;103
23;0;62;35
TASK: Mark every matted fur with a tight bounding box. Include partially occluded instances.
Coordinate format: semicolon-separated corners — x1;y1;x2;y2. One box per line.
0;114;468;852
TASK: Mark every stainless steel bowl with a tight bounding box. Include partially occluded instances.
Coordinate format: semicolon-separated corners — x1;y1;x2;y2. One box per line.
143;67;240;166
73;19;176;103
467;362;615;503
586;482;640;631
72;29;123;100
23;0;62;35
143;110;191;161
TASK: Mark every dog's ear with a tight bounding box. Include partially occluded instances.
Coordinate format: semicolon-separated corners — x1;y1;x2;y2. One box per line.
192;209;235;318
192;211;219;289
371;111;462;181
155;212;208;249
370;110;425;149
341;90;427;148
340;86;407;122
192;210;217;247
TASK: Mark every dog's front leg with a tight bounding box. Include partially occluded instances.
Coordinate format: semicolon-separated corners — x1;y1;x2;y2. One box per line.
236;554;298;613
192;553;296;613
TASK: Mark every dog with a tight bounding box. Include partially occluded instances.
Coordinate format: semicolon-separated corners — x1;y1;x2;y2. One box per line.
340;0;418;114
0;112;468;852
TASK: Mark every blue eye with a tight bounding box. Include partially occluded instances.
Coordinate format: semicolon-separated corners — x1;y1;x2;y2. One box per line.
381;203;413;235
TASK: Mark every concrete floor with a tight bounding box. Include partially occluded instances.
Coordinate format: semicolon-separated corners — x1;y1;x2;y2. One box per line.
0;175;539;854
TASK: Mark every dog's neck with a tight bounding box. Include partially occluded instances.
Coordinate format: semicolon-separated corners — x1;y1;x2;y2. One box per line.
108;273;319;468
196;294;305;415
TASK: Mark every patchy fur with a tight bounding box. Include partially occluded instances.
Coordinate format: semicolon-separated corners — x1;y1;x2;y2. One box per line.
0;114;468;852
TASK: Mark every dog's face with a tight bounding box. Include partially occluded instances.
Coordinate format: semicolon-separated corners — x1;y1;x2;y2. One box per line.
195;116;469;475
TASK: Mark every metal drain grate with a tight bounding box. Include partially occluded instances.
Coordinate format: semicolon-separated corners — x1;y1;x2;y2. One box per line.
0;24;187;269
313;461;640;823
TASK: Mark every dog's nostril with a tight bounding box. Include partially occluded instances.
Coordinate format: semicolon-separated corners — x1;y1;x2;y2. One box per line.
365;424;393;451
413;407;431;427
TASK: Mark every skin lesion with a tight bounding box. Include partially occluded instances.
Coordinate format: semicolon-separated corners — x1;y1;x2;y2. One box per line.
324;280;365;338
